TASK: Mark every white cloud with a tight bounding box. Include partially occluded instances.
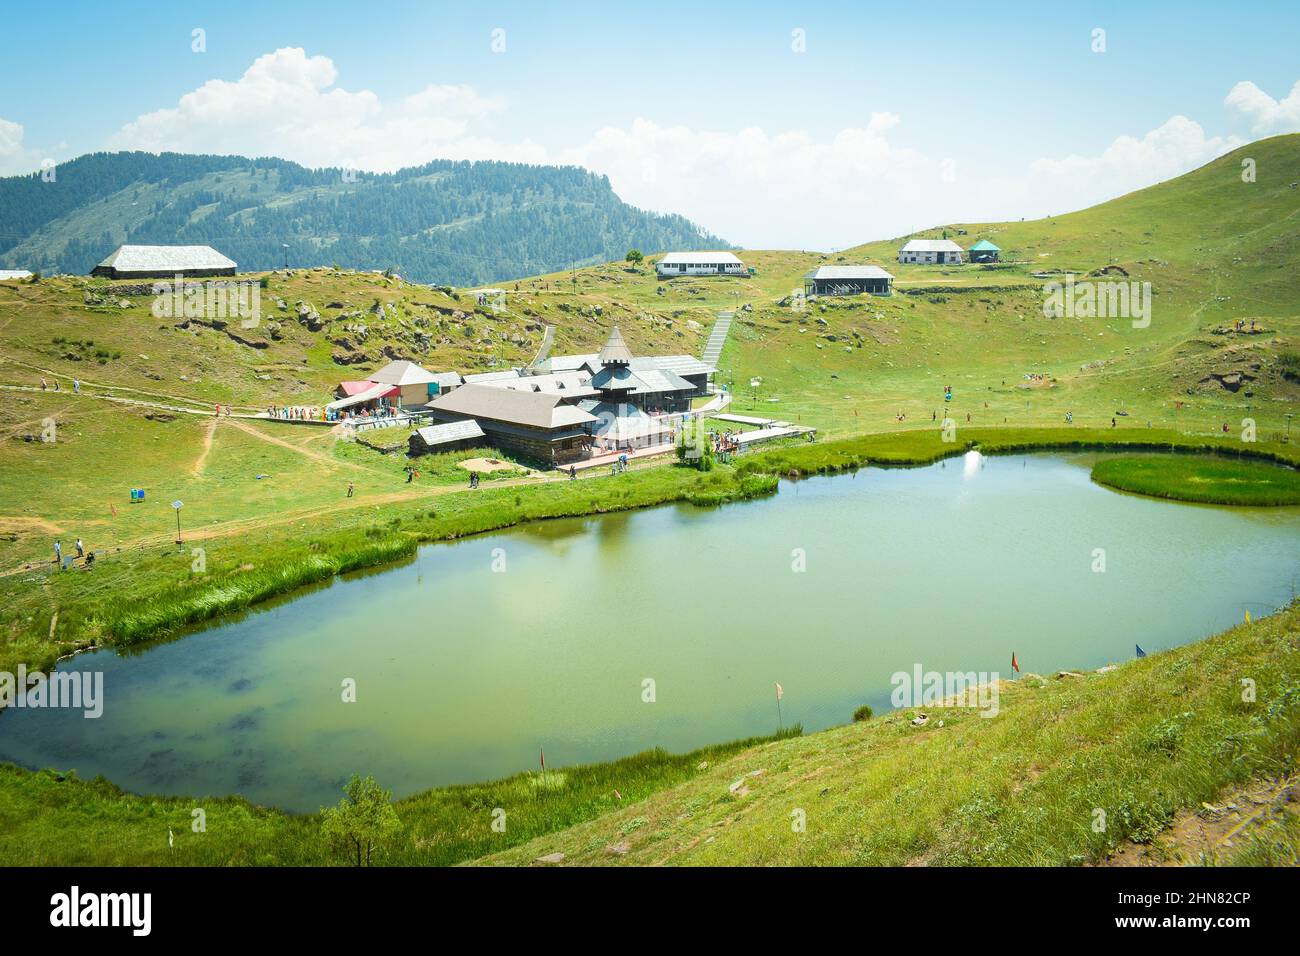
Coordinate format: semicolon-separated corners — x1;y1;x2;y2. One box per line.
1224;80;1300;135
1020;116;1244;213
104;51;1276;249
0;116;50;176
0;117;22;156
553;118;944;248
108;48;510;172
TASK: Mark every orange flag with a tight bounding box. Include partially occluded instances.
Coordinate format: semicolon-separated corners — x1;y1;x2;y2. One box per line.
1011;652;1020;673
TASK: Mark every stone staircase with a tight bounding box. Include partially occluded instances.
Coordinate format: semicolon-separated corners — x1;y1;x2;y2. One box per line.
701;311;733;366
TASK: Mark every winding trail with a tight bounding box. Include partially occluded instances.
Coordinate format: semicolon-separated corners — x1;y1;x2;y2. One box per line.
192;417;219;476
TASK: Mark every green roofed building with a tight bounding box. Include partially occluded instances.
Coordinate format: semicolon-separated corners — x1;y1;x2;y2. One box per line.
967;239;1001;263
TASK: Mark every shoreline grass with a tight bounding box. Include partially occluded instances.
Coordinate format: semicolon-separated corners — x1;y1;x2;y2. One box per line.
1090;455;1300;506
0;729;799;866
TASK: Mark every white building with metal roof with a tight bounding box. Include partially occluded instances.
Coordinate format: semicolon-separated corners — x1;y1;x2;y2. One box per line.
656;251;746;277
804;265;895;296
91;244;237;279
897;239;964;265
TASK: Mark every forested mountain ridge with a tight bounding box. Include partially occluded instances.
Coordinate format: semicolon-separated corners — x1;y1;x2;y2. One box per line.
0;151;728;285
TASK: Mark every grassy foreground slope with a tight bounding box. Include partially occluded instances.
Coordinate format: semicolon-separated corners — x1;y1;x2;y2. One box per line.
0;731;790;867
481;603;1300;867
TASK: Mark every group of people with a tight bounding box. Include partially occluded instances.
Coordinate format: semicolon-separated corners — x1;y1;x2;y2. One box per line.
39;377;79;393
1232;318;1257;332
336;403;400;423
52;537;93;569
267;404;325;422
708;430;740;456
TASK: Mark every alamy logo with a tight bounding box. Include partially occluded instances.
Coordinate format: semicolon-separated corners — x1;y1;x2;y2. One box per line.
0;665;103;718
1042;274;1151;328
151;274;261;328
890;664;1000;717
50;886;151;936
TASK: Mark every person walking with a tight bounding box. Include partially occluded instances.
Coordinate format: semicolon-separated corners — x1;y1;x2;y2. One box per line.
569;465;577;480
53;540;62;565
75;538;85;559
346;481;354;498
73;379;80;394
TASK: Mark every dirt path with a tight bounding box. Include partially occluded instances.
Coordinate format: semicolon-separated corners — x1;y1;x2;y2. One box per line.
1100;775;1298;866
192;417;219;476
0;356;262;412
220;417;370;472
0;472;561;576
0;516;66;536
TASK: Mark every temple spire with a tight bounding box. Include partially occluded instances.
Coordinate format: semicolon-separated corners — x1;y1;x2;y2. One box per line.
598;326;633;367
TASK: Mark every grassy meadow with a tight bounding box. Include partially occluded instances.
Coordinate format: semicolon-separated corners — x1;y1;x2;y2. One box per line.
1092;454;1300;506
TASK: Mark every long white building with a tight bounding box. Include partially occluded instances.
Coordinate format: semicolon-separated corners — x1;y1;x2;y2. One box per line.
656;251;746;277
897;239;964;265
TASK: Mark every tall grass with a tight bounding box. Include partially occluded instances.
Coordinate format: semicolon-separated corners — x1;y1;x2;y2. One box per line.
0;731;796;867
1091;455;1300;506
97;533;416;645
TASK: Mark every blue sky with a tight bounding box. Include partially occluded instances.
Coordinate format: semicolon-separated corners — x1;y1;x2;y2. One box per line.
2;0;1297;247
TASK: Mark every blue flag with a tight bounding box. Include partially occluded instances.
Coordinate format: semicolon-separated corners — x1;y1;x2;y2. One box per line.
1135;644;1147;658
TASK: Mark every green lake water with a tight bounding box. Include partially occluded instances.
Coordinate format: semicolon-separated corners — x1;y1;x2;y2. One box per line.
2;452;1298;810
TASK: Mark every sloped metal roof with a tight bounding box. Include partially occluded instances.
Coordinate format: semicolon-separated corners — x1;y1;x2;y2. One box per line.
369;360;439;387
658;251;744;265
899;239;964;253
94;244;236;273
805;265;895;281
631;355;717;377
430;383;598;430
462;369;526;384
413;420;485;446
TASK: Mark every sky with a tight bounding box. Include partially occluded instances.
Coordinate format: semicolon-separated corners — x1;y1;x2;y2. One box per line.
1;0;1298;249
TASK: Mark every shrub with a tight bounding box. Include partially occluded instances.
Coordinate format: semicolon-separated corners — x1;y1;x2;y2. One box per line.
1278;351;1300;383
853;704;874;722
